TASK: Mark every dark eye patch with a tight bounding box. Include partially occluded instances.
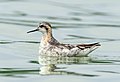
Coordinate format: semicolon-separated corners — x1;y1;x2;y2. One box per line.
39;25;48;30
40;25;45;28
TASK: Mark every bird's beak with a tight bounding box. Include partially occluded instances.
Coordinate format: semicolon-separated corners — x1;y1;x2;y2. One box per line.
27;29;39;33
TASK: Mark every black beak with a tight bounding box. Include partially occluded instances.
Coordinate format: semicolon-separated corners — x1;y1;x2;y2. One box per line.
27;29;38;33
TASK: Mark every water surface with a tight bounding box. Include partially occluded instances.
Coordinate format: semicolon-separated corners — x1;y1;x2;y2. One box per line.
0;0;120;82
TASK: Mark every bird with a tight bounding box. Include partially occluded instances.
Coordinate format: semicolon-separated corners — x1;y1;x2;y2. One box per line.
27;22;101;57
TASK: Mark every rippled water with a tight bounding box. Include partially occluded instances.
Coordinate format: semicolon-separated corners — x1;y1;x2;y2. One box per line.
0;0;120;82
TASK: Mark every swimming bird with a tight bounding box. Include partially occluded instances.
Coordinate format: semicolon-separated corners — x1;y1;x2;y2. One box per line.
27;22;100;57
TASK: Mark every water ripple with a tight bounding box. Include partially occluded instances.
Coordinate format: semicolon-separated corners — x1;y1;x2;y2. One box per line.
0;67;99;77
0;40;39;44
65;35;120;42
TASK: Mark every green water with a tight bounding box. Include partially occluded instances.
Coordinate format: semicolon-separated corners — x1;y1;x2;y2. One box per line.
0;0;120;82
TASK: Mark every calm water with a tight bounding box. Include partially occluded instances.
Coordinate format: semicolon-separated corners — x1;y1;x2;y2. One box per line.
0;0;120;82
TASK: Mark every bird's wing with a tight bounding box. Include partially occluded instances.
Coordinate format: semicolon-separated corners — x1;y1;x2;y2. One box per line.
48;42;100;56
50;42;100;50
76;42;101;50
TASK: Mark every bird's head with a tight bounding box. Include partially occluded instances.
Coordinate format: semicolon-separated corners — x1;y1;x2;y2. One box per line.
27;22;52;34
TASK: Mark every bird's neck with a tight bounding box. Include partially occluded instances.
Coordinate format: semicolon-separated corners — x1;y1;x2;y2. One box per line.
41;31;53;46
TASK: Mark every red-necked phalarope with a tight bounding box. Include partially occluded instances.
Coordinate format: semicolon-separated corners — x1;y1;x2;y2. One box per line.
27;22;101;56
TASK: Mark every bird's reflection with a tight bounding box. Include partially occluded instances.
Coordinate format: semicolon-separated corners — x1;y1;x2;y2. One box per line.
39;56;91;65
38;56;98;76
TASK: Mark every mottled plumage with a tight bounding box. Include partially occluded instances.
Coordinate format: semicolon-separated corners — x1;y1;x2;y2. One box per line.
27;22;101;56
